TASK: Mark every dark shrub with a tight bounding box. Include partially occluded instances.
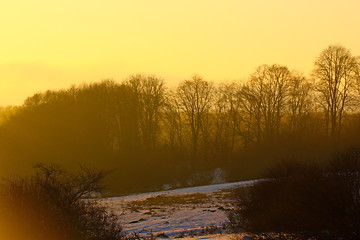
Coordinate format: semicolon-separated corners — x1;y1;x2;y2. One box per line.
0;164;122;240
229;149;360;239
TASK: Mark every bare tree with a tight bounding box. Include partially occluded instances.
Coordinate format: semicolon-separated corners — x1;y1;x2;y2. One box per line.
313;45;359;137
287;73;314;134
240;64;292;142
176;75;215;157
163;90;184;151
214;82;242;153
125;74;166;151
237;83;261;145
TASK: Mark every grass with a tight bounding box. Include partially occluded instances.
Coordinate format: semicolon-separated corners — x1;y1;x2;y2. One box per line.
126;193;209;210
124;187;245;212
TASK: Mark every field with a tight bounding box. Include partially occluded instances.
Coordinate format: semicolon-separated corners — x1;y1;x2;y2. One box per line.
102;181;257;239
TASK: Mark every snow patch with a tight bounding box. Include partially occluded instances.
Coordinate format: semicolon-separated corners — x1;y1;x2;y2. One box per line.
103;180;258;239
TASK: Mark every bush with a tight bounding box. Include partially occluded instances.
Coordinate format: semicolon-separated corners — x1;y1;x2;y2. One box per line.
0;164;122;240
229;149;360;239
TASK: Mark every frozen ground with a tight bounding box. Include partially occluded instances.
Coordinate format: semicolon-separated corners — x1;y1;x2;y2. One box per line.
102;180;257;239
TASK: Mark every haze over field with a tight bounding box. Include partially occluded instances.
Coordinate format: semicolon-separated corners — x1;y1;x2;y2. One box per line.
1;0;360;105
2;2;360;239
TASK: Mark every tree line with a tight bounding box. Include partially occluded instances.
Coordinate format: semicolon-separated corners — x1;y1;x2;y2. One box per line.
0;44;359;194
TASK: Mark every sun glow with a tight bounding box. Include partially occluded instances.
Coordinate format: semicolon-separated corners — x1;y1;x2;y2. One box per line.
1;0;360;105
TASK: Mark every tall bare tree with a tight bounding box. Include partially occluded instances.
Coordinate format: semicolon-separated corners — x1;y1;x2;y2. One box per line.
287;73;314;134
214;82;242;153
240;64;292;142
176;75;214;157
313;45;359;137
163;90;184;151
125;74;166;151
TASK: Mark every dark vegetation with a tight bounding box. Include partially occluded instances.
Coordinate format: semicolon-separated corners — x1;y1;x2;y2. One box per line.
0;44;359;194
0;164;122;240
229;148;360;240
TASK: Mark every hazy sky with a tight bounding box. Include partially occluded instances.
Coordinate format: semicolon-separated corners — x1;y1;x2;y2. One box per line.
1;0;360;105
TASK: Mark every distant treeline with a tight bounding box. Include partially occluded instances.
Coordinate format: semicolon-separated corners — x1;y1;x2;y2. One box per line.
1;44;360;194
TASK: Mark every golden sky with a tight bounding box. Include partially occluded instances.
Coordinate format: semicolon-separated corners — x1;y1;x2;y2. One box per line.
0;0;360;105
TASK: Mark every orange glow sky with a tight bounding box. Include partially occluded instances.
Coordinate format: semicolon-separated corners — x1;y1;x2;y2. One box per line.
0;0;360;105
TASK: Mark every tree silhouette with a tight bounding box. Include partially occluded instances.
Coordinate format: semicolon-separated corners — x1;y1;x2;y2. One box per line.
176;75;214;157
125;74;166;152
239;64;292;142
313;45;359;137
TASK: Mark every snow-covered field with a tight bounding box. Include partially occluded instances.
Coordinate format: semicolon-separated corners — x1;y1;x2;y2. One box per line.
102;180;257;239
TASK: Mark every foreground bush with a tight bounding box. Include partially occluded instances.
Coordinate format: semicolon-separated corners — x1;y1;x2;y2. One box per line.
229;149;360;239
0;164;122;240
